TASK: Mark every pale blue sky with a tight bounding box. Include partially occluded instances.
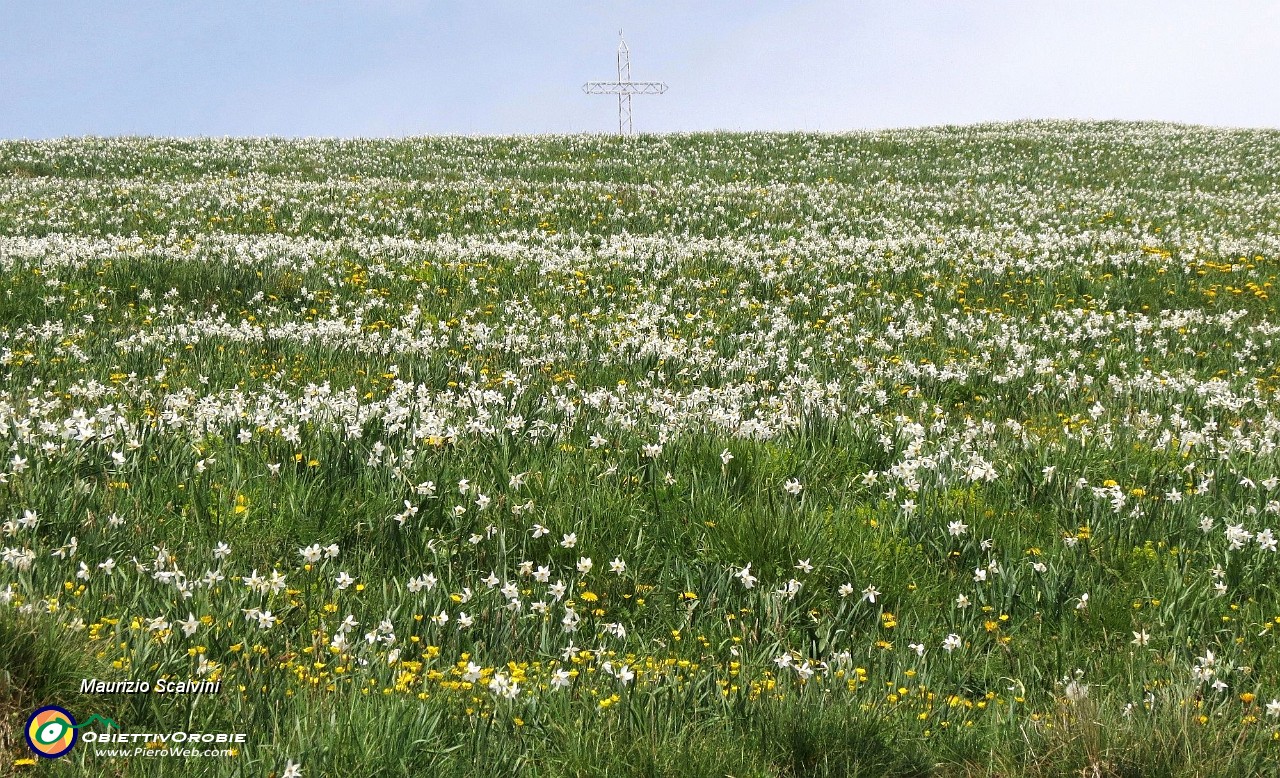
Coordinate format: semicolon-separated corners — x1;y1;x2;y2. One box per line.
3;1;1279;138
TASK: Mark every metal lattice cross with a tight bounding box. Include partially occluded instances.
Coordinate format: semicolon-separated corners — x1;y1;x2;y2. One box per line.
582;30;668;135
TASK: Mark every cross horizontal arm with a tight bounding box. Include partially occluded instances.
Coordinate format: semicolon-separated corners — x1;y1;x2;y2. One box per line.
582;81;669;95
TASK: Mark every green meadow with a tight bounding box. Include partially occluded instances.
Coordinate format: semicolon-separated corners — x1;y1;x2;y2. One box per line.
3;122;1280;775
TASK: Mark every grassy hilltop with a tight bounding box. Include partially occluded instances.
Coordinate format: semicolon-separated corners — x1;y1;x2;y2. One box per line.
3;122;1280;776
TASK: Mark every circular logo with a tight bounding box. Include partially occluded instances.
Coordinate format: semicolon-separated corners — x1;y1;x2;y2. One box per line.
25;706;78;758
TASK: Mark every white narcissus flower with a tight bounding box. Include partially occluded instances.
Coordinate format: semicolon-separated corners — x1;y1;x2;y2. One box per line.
783;479;803;496
488;673;519;700
1065;677;1089;702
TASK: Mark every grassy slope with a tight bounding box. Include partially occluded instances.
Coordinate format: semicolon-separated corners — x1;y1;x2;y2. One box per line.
1;122;1280;776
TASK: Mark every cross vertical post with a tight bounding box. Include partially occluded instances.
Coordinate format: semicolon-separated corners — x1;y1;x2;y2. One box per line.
583;30;667;136
617;34;632;135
